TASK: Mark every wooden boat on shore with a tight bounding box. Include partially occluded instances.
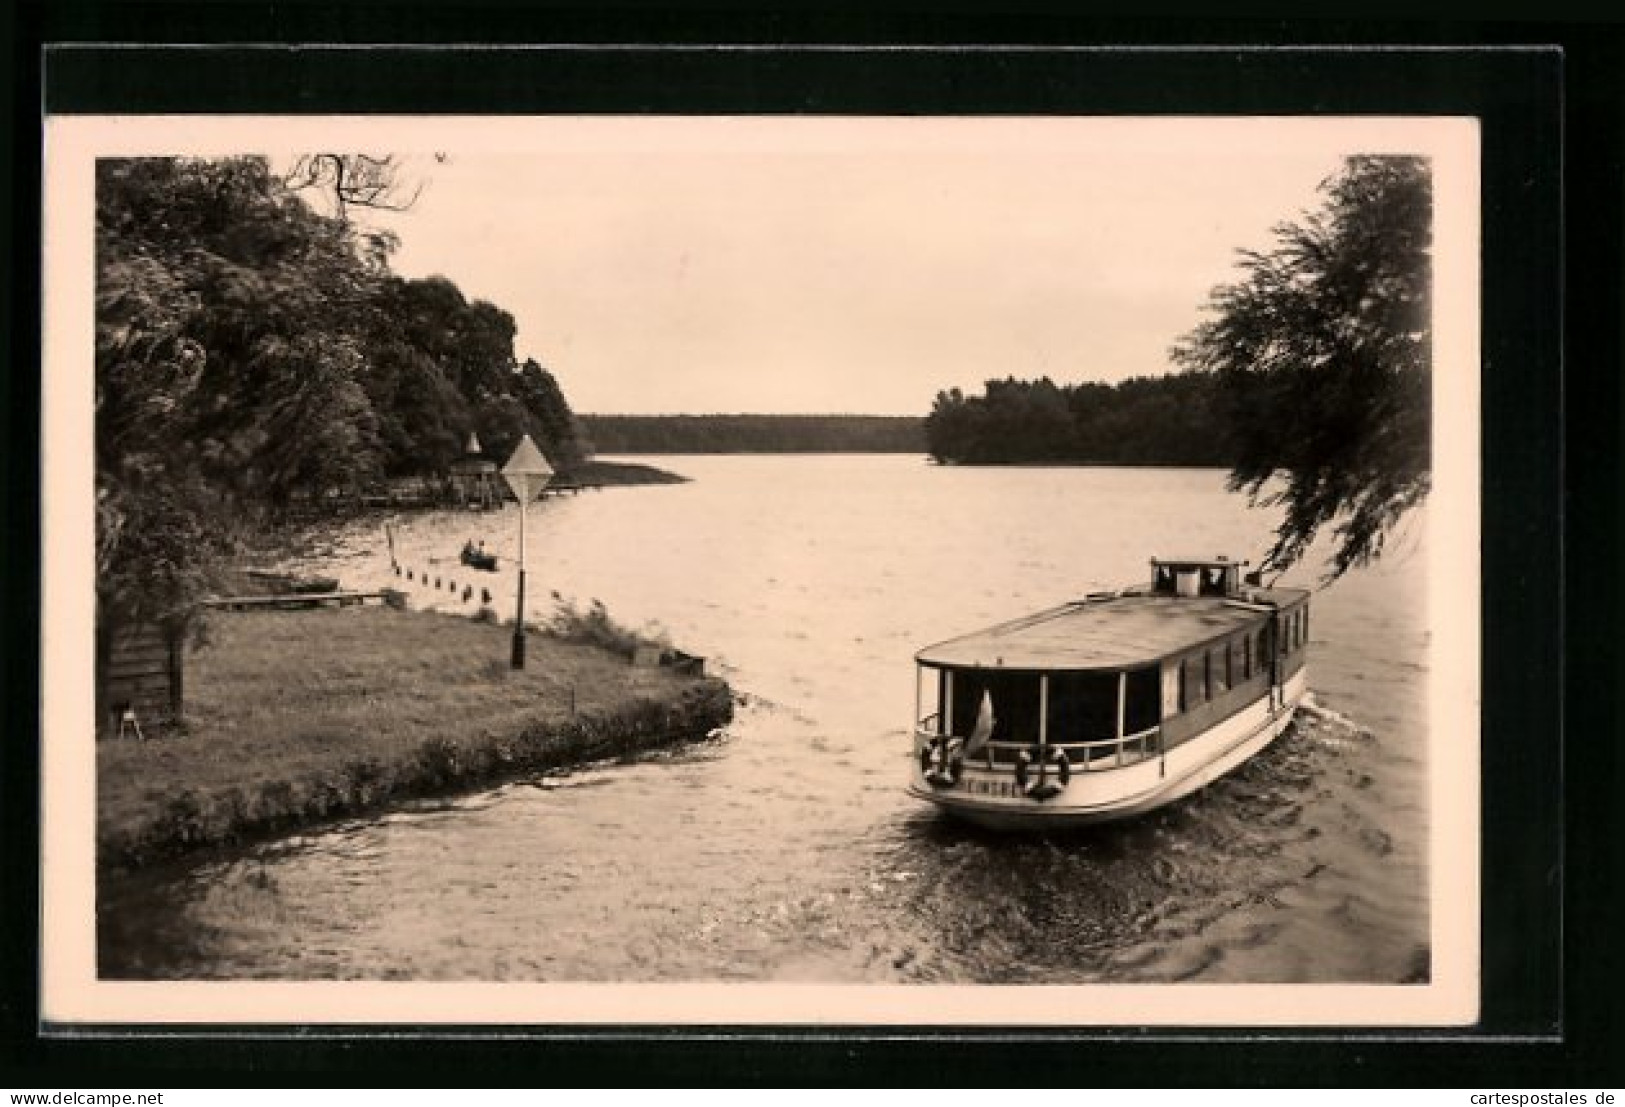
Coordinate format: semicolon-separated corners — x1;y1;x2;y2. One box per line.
244;569;339;595
909;556;1310;830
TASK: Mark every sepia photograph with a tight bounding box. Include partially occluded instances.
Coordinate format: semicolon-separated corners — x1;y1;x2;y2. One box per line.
41;108;1483;1027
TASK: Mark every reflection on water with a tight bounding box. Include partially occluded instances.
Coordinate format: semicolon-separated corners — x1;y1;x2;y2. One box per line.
100;458;1428;983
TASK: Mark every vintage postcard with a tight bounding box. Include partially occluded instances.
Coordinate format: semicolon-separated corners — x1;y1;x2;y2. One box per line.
43;107;1482;1028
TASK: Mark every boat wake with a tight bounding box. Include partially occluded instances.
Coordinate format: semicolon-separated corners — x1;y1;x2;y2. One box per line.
872;705;1418;985
1297;695;1366;734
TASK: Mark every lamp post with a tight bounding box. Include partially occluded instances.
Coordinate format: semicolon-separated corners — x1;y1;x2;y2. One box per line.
500;434;555;669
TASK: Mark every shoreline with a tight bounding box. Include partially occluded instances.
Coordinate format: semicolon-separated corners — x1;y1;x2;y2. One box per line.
97;605;733;872
223;457;691;577
574;458;690;485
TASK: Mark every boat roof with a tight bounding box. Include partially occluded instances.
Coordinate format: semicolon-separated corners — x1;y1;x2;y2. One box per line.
916;586;1310;672
1151;555;1246;566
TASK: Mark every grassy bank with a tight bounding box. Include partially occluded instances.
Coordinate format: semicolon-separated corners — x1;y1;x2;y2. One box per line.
98;605;732;870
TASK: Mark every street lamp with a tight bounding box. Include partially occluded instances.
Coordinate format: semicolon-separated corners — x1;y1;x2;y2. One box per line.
500;434;555;669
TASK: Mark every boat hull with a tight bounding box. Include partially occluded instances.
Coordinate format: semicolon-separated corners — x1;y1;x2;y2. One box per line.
909;668;1308;830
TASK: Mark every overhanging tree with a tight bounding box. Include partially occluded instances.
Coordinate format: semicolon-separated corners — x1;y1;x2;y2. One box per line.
1172;155;1433;580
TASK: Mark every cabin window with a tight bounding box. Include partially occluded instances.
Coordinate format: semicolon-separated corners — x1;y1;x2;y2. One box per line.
1124;667;1161;734
1201;566;1228;596
1181;653;1207;708
948;669;1041;745
1234;635;1251;681
1302;608;1309;648
1210;644;1230;696
1046;671;1118;743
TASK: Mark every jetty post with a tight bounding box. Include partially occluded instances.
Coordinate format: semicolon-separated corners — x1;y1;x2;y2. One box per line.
500;434;554;669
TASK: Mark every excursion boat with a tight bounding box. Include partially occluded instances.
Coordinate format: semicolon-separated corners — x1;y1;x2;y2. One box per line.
909;556;1310;830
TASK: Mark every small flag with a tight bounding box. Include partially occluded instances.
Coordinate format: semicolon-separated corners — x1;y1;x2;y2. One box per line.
963;690;996;757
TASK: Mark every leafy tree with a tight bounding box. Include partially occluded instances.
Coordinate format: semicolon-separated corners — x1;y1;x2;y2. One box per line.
1173;155;1432;579
98;157;390;516
283;153;426;218
95;155;594;660
516;358;591;472
95;250;216;628
248;335;383;508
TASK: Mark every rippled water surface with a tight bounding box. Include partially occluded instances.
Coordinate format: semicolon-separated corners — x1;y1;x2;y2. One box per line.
100;457;1428;983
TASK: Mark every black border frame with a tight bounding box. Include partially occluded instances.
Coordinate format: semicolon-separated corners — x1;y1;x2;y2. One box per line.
4;9;1604;1088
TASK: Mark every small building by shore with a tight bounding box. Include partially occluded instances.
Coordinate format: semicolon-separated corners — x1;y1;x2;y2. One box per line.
447;432;502;509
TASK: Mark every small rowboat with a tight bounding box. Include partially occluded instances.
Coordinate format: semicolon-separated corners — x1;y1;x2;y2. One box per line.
909;555;1310;829
460;545;499;572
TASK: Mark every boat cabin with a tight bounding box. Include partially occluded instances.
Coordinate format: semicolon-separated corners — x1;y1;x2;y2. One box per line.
913;557;1310;775
1150;556;1244;598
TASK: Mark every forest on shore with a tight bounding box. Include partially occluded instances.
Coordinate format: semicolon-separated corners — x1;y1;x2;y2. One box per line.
923;373;1231;466
582;414;924;454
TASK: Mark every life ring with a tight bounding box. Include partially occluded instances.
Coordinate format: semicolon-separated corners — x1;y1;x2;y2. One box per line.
1014;744;1071;800
919;735;965;789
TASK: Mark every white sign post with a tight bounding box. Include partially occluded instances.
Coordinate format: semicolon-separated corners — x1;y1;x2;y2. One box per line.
499;434;555;669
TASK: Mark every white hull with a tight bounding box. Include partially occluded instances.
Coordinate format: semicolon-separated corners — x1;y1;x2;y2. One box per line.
909;668;1308;830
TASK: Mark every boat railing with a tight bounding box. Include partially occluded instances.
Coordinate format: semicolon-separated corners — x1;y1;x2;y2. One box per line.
915;717;1162;773
1048;726;1161;771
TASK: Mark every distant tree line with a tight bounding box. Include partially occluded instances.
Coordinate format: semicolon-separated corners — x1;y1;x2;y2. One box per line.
96;156;589;632
924;373;1232;466
582;414;925;454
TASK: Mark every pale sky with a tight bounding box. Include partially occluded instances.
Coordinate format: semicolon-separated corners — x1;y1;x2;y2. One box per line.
318;118;1454;415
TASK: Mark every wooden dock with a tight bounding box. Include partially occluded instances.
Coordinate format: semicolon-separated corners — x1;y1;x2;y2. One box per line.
199;591;390;612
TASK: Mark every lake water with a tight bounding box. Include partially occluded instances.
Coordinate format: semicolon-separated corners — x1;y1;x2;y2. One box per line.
99;456;1429;983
